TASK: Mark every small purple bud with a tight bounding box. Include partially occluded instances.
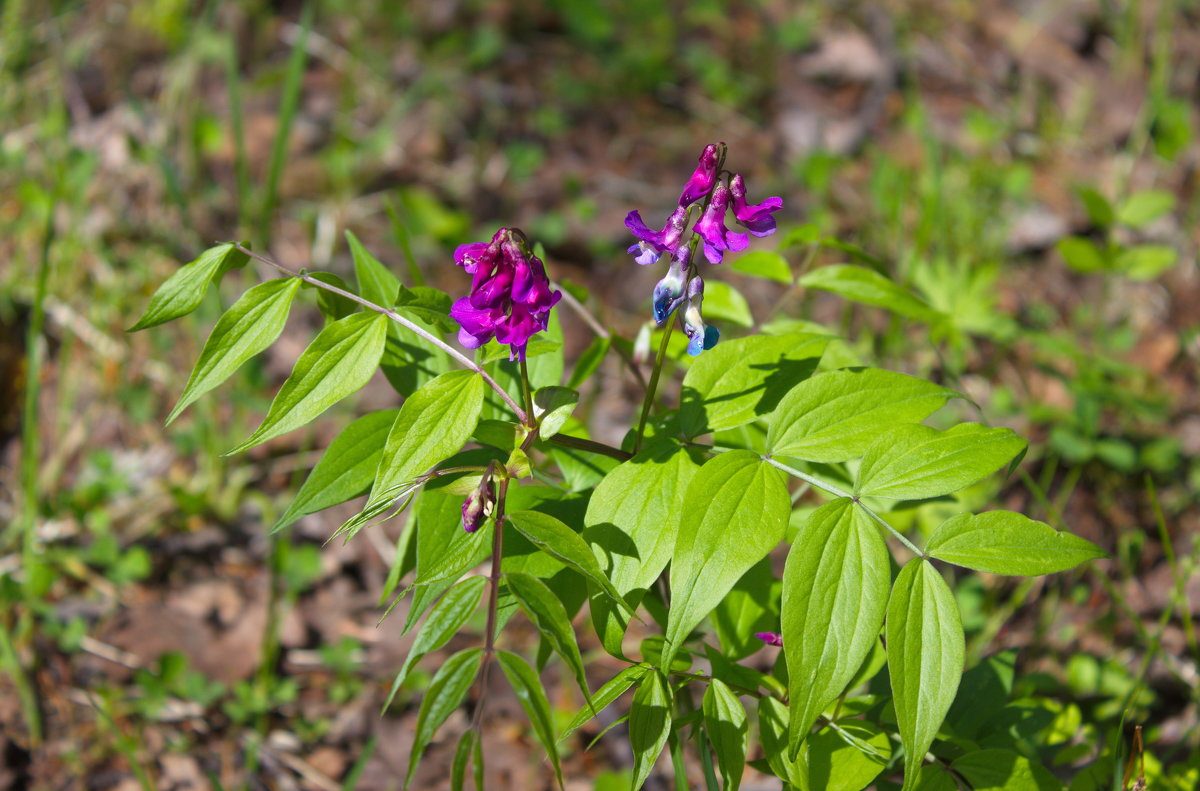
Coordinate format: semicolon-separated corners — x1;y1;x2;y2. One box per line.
678;143;721;207
651;247;690;325
694;182;749;264
730;174;783;237
461;477;496;533
754;632;783;647
625;205;689;260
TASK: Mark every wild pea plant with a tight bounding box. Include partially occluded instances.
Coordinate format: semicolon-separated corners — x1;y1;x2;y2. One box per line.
132;143;1103;790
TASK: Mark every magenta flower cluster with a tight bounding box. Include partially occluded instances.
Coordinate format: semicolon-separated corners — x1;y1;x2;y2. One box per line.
449;228;561;362
625;143;782;356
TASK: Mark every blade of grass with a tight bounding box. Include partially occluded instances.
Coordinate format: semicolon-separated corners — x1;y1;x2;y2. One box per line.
225;34;251;236
258;1;314;242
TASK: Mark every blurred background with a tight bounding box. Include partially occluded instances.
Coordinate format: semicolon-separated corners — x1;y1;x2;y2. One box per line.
0;0;1197;788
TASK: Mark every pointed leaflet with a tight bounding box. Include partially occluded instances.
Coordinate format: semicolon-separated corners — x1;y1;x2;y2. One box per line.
559;664;649;742
404;647;482;790
504;572;590;703
758;696;806;787
950;748;1061;791
887;559;964;791
496;650;564;790
679;333;829;437
273;408;398;531
584;444;702;655
805;723;892;791
712;557;782;662
451;730;477;791
926;511;1104;575
228;311;388;454
383;576;486;712
128;243;248;331
506;510;629;613
664;451;790;669
167;277;302;424
347;230;400;308
629;670;672;791
702;679;748;791
855;423;1027;500
359;370;484;518
767;368;958;463
783;499;889;757
799;264;941;322
402;488;492;634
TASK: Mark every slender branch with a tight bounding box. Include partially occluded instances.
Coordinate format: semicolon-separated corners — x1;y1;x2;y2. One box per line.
547;433;632;461
762;456;926;559
472;474;511;732
233;243;528;423
634;321;675;455
552;281;649;392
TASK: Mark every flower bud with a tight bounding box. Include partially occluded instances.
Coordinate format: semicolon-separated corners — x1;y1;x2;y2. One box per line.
461;476;496;533
754;632;783;647
651;247;690;325
681;277;719;356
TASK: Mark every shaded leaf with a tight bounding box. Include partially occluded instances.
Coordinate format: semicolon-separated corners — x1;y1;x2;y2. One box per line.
559;664;648;742
505;572;589;702
404;647;482;790
799;264;940;321
702;679;747;791
629;670;672;791
496;650;564;790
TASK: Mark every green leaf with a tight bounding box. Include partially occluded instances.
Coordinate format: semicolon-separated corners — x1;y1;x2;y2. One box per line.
711;557;781;662
1117;189;1175;229
496;650;564;790
559;664;648;742
702;679;747;791
504;572;589;703
887;559;964;791
584;444;703;655
451;730;477;791
274;408;399;532
731;250;792;283
782;499;889;756
404;647;482;790
680;333;828;437
303;272;357;321
1076;186;1114;228
664;452;790;668
855;423;1027;500
702;280;754;327
1118;244;1178;280
806;722;892;791
347;230;400;308
229;311;388;453
758;696;806;787
1056;237;1110;273
129;243;248;331
799;264;940;321
354;370;485;530
167;277;302;424
629;670;672;791
395;285;457;332
533;386;578;439
950;749;1061;791
926;511;1104;575
507;510;629;613
567;336;610;389
402;488;493;633
382;576;486;712
767;368;958;463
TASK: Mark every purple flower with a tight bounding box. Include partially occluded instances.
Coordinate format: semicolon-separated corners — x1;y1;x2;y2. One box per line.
625;204;689;263
730;174;782;237
694;182;749;264
678;143;721;207
450;228;561;361
754;632;783;647
651;247;690;325
681;277;719;356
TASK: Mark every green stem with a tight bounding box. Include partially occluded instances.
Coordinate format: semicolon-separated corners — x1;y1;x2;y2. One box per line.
472;475;511;732
546;433;632;461
634;321;675;455
762;456;926;558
